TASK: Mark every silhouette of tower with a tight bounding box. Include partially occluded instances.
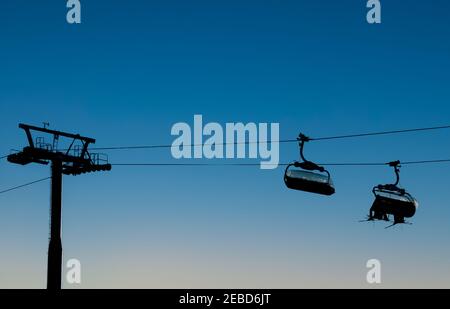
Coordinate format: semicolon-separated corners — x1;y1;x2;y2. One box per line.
7;124;111;291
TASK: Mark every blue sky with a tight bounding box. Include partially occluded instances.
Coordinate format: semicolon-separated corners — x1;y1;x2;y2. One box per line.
1;0;450;288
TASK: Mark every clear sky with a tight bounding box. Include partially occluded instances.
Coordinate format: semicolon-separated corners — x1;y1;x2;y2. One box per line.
1;0;450;288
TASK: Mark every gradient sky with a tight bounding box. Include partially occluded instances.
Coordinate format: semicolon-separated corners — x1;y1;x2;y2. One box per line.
1;0;450;289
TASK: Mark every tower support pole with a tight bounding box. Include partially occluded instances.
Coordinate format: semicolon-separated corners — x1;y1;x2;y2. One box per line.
47;159;63;291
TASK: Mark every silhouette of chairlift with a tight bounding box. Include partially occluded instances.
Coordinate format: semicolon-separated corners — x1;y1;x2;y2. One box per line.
284;134;335;196
366;161;419;228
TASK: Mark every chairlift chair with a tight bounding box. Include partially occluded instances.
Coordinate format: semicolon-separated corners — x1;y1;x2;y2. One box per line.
368;161;419;226
284;134;335;196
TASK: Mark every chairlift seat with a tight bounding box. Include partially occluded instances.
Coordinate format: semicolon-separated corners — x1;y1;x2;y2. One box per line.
371;189;418;219
285;169;335;196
